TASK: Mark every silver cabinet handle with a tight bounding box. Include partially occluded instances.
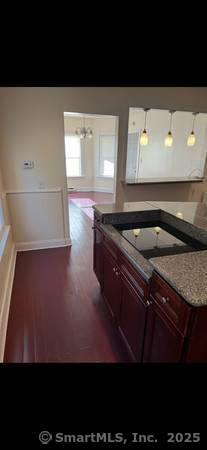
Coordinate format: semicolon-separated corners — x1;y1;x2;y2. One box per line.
161;296;169;304
146;299;152;307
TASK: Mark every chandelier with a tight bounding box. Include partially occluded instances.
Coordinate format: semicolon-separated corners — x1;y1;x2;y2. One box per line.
75;116;93;139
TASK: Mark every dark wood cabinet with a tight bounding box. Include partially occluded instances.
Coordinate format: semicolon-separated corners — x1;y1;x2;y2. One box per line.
103;245;122;323
119;273;148;362
93;221;207;362
142;300;185;362
93;226;103;289
143;272;191;362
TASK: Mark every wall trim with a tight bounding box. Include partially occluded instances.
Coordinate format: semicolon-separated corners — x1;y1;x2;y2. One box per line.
68;187;113;193
93;187;113;193
16;238;71;252
0;243;16;362
5;188;62;195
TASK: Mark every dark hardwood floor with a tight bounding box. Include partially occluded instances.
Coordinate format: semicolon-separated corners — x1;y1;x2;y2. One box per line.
4;193;128;362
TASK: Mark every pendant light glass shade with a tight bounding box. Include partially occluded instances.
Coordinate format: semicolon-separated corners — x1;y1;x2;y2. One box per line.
187;112;198;147
140;108;150;146
187;131;196;146
133;228;140;237
165;111;175;148
165;131;173;147
140;129;148;146
154;226;161;234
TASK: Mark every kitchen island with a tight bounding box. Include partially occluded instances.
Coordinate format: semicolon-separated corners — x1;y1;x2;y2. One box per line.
92;201;207;362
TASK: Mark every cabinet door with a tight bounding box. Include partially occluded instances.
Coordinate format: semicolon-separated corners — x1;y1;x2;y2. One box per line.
103;247;122;323
143;301;185;363
93;227;103;288
119;275;147;362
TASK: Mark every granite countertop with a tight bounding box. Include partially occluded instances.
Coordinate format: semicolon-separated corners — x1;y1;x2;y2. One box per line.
93;201;207;307
150;251;207;306
100;224;153;281
93;201;158;215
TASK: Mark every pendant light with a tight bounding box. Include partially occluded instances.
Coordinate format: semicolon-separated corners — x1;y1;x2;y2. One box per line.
133;228;141;237
187;112;198;147
165;110;175;147
140;108;150;146
154;226;161;234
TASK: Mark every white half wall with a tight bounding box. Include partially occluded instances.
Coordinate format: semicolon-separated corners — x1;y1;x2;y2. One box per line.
6;189;71;251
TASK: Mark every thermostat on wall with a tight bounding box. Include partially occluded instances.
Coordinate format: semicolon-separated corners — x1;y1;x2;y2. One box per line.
23;160;34;169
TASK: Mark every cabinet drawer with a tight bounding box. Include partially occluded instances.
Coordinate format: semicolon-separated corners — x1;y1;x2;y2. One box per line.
119;252;148;301
150;272;191;335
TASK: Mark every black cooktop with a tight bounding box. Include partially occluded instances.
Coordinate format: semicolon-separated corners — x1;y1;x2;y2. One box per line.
115;222;207;259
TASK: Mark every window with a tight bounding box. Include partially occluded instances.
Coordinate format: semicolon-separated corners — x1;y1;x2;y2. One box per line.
65;135;82;177
98;134;115;178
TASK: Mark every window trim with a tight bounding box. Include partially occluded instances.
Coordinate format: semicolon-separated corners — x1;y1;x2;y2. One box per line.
96;133;116;179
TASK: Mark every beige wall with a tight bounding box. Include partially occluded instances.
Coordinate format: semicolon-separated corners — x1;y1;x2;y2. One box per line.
0;87;207;248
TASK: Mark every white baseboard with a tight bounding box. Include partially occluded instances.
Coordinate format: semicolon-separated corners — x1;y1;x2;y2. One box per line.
0;243;16;362
69;187;94;192
93;187;113;193
68;187;113;193
16;238;72;252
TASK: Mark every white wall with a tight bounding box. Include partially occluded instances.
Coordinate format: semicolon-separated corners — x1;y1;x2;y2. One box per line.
128;109;207;180
0;87;207;250
64;115;116;193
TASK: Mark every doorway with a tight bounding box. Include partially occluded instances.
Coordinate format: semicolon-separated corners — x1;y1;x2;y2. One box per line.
63;112;118;230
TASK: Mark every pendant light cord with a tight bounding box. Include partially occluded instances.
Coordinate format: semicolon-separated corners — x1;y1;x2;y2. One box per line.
169;113;172;132
169;111;173;132
144;110;147;129
143;108;150;130
192;113;198;132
